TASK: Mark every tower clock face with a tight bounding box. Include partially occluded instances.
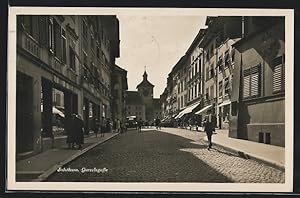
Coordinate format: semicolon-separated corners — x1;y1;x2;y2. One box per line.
143;89;149;96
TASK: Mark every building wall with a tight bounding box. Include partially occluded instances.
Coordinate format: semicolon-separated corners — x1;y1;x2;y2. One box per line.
232;20;285;146
215;38;240;129
16;15;120;158
126;104;146;121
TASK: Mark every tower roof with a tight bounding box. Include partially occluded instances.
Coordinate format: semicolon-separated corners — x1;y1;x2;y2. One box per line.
136;70;154;89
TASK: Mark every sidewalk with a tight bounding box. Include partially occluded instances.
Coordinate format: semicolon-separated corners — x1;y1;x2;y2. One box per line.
190;127;285;170
16;132;119;182
164;127;285;170
206;129;285;170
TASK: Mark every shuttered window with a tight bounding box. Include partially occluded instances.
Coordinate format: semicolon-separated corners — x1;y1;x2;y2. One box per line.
219;80;223;97
243;64;261;99
48;17;54;52
272;55;285;93
224;77;230;95
39;16;48;46
61;29;67;63
69;46;76;70
54;19;62;60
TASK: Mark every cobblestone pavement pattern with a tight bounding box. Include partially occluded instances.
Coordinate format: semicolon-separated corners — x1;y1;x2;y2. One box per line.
47;128;284;183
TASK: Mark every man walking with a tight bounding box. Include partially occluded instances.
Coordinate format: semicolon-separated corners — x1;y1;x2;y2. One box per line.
204;109;215;150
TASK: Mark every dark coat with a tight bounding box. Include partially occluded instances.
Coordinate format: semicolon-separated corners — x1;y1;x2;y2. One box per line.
204;114;216;135
72;116;84;144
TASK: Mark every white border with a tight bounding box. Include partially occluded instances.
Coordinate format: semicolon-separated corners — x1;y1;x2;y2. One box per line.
7;7;294;192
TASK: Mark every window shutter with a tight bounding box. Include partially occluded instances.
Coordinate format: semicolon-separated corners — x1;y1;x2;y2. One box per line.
54;19;62;60
273;64;282;92
272;55;285;93
243;69;251;98
39;16;48;45
62;29;67;63
251;65;260;96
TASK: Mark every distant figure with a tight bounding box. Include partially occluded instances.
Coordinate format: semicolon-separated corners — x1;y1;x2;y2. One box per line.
155;117;161;130
204;110;215;150
100;117;105;137
137;118;143;132
116;119;121;133
106;118;111;133
93;118;99;137
66;115;75;149
72;114;84;149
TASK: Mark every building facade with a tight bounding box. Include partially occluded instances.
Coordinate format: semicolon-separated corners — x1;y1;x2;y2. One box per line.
230;17;285;146
16;15;121;159
112;64;128;124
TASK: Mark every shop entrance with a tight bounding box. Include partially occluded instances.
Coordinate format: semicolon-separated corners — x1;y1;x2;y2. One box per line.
16;72;34;154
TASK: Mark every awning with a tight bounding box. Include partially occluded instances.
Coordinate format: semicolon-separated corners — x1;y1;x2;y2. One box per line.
218;100;231;107
195;104;213;115
174;107;186;119
175;102;200;119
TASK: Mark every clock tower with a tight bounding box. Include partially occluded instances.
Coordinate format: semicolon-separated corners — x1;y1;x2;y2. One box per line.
136;69;154;121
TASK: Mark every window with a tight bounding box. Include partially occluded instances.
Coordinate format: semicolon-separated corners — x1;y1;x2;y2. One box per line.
218;55;224;72
195;62;198;74
206;88;209;99
210;85;214;99
61;29;67;63
206;67;209;81
272;55;285;93
48;17;54;51
210;64;214;79
243;64;261;99
22;16;39;40
219;80;223;97
198;58;202;74
69;46;76;70
191;86;194;99
39;16;48;46
53;19;63;60
198;82;201;96
224;77;230;95
224;50;230;68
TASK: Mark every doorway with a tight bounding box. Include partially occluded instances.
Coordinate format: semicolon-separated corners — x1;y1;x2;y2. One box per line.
16;72;34;154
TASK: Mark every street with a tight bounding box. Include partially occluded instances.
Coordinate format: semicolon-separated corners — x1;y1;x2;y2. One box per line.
47;128;284;183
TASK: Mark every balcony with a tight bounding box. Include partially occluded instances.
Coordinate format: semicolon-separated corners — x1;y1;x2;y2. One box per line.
21;32;40;58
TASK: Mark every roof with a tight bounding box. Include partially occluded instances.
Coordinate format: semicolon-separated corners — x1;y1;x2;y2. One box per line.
125;91;143;105
136;71;154;89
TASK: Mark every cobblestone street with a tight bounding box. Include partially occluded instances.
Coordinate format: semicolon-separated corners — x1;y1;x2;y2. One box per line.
47;128;285;183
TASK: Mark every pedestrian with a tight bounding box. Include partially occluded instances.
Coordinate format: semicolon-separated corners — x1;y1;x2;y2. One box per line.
65;115;75;149
155;116;161;130
93;118;99;137
116;119;121;133
100;117;105;137
106;118;111;133
204;110;215;150
72;114;84;149
137;118;142;132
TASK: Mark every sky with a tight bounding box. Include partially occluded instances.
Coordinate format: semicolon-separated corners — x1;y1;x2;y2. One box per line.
115;15;206;98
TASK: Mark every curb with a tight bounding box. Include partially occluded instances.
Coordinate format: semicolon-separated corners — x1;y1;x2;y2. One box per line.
32;133;120;182
203;137;285;171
